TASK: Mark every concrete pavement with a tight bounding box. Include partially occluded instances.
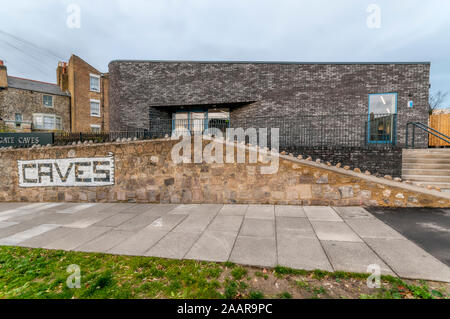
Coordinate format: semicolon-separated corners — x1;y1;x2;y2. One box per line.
0;203;449;282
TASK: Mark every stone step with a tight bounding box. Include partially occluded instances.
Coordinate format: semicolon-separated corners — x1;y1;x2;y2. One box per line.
402;175;450;183
402;169;450;176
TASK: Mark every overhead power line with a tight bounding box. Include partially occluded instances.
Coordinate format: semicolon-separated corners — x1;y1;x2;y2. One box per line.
0;29;65;60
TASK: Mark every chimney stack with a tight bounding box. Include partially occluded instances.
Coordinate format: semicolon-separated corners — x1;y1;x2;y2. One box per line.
0;60;7;89
57;61;69;91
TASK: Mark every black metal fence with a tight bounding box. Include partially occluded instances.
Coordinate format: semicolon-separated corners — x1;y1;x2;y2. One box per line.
52;113;397;149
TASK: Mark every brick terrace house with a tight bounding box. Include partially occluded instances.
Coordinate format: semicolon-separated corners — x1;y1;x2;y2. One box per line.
0;60;70;132
108;61;430;176
57;55;110;132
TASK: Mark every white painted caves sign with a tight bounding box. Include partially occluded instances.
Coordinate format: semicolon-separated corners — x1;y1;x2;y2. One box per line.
18;157;115;187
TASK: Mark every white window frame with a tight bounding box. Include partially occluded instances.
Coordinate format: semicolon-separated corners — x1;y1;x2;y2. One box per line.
90;73;101;92
90;99;101;117
90;124;101;133
32;113;62;131
43;95;54;108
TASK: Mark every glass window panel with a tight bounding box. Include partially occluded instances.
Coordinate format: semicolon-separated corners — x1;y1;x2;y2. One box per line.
90;76;100;92
369;94;396;115
43;95;53;107
90;101;100;116
44;116;55;130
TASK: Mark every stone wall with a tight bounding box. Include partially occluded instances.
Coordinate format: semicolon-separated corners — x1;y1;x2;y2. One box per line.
109;61;430;148
0;87;70;131
0;139;448;207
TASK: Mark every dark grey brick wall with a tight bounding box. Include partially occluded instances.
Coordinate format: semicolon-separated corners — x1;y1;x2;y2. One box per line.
286;146;403;178
109;61;430;147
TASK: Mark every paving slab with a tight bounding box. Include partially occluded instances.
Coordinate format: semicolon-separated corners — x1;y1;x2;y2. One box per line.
275;206;306;218
185;231;238;262
145;231;202;259
208;215;243;233
333;207;375;219
345;218;404;239
277;234;333;271
245;205;275;220
365;238;450;282
19;227;78;248
0;221;18;229
0;223;44;240
321;241;395;275
275;217;315;237
229;236;277;268
0;203;63;222
6;210;64;224
0;224;60;246
0;203;33;212
219;205;248;216
168;204;202;215
64;213;113;229
75;230;135;253
55;203;99;214
94;213;136;227
172;214;217;233
240;218;275;237
108;229;169;256
311;221;363;242
118;204;161;215
144;214;187;231
95;203;138;214
44;226;111;251
304;206;343;222
115;212;163;231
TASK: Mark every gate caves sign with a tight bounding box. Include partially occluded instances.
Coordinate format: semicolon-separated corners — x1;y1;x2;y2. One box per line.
18;157;115;187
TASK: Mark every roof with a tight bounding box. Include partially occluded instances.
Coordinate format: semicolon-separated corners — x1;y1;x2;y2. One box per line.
109;60;431;66
7;76;70;97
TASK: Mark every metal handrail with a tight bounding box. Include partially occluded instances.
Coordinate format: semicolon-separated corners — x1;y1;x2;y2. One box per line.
406;122;450;149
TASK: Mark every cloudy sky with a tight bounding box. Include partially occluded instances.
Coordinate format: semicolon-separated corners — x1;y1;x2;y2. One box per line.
0;0;449;103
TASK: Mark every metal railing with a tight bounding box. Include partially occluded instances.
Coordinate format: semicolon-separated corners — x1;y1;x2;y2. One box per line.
406;122;450;149
53;131;150;145
52;114;398;149
147;114;397;148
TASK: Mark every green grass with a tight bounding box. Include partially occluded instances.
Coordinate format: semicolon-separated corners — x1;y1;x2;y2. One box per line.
0;246;447;299
231;267;248;281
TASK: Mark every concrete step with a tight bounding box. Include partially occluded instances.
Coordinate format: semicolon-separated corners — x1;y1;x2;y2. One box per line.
402;163;450;170
402;169;450;176
402;175;450;183
403;154;450;160
403;149;450;154
403;158;450;164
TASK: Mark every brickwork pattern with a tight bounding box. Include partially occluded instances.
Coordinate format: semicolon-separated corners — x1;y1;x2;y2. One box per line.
109;62;430;148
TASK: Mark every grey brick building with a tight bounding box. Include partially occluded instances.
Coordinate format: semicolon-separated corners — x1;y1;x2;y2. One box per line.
108;61;431;176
